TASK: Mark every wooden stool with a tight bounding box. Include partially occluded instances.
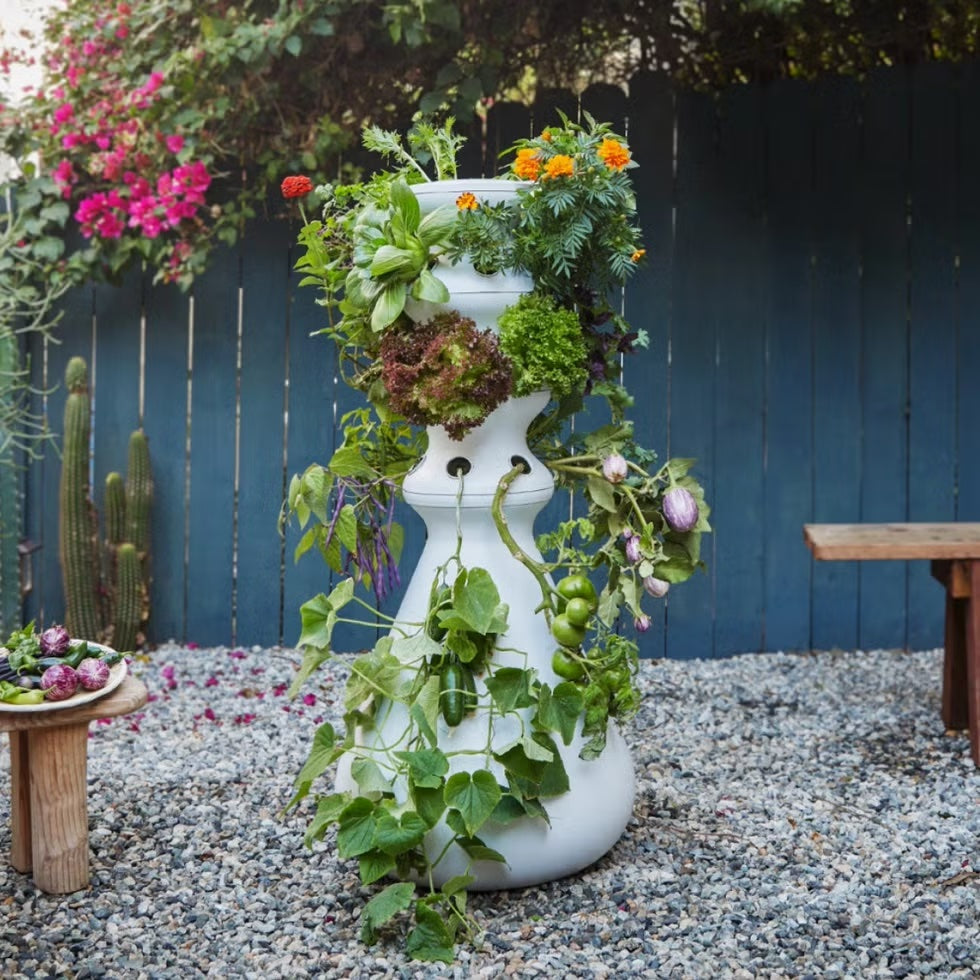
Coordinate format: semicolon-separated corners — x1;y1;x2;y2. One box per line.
804;522;980;767
1;673;148;893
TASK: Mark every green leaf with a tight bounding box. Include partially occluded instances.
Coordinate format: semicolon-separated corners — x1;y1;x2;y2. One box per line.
288;643;332;699
455;837;508;864
394;748;449;789
534;682;584;746
484;667;536;713
417;204;456;247
345;638;407;711
330;504;356;552
587;474;618;512
373;810;427;856
360;881;415;945
406;900;455;963
289;723;342;808
303;792;350;846
439;567;509;635
284;34;302;56
359;849;396;885
328;445;374;478
412;266;450;303
371;282;407;331
370;244;418;278
441;873;475;897
350;758;394;797
444;770;502;837
389;179;421;234
489;793;528;825
412;782;447;827
390;630;443;667
337;798;379;858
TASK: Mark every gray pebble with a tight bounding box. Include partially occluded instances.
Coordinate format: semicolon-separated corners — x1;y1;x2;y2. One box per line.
0;644;977;978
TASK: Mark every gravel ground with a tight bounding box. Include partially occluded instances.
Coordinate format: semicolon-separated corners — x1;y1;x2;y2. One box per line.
0;643;978;979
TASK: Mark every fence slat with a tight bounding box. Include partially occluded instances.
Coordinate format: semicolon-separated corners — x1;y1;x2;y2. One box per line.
712;83;768;657
623;71;675;657
142;284;191;644
856;68;912;650
905;63;960;648
809;77;863;652
956;63;980;524
184;245;239;645
763;79;815;653
236;213;293;647
666;88;719;659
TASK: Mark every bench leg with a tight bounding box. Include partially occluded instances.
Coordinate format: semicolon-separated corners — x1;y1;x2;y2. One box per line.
942;589;969;730
28;723;90;894
9;732;33;873
967;563;980;767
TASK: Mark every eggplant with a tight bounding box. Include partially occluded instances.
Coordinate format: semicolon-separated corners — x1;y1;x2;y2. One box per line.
77;658;110;691
40;663;79;701
662;487;699;533
39;625;71;656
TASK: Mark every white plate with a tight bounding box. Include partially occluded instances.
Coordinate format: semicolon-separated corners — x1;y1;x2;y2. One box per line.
0;654;128;713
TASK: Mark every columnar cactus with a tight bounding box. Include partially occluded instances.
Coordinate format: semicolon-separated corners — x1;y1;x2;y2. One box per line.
0;332;21;636
59;356;152;649
111;542;141;653
59;356;101;640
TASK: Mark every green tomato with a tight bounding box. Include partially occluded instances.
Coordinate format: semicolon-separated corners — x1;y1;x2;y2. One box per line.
551;649;585;681
551;614;586;649
556;575;598;611
563;596;592;628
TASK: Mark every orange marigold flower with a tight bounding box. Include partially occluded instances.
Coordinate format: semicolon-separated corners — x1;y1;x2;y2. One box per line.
513;148;541;181
598;138;631;172
281;175;313;199
456;192;478;210
631;248;646;262
540;129;552;142
542;154;574;180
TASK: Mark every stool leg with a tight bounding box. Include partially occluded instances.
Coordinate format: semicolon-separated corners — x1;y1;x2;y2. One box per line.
942;591;969;730
967;563;980;767
28;723;90;893
9;732;33;872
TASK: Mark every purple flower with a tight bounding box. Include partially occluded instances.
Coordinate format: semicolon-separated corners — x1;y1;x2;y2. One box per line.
634;614;651;633
602;453;628;484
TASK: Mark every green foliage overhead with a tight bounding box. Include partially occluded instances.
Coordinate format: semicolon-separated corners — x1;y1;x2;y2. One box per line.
1;0;976;288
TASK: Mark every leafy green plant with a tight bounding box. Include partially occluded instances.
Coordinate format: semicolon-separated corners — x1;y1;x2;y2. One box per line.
380;311;513;439
497;294;588;398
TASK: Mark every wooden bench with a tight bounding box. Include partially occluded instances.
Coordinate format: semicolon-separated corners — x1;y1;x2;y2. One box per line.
0;673;148;893
803;522;980;767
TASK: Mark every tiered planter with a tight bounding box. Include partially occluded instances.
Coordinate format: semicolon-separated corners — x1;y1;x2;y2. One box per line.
335;178;637;889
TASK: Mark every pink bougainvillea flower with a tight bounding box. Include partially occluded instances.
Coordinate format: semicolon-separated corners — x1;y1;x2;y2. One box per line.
165;134;184;154
302;693;316;706
204;676;219;687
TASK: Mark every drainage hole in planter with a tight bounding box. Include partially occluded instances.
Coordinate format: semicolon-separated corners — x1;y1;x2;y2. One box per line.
510;455;531;474
447;457;471;477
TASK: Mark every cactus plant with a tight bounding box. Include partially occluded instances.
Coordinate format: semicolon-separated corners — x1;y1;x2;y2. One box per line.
0;331;20;636
59;356;152;649
59;356;101;641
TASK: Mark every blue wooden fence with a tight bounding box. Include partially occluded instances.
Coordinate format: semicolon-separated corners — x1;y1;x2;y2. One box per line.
21;61;980;658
